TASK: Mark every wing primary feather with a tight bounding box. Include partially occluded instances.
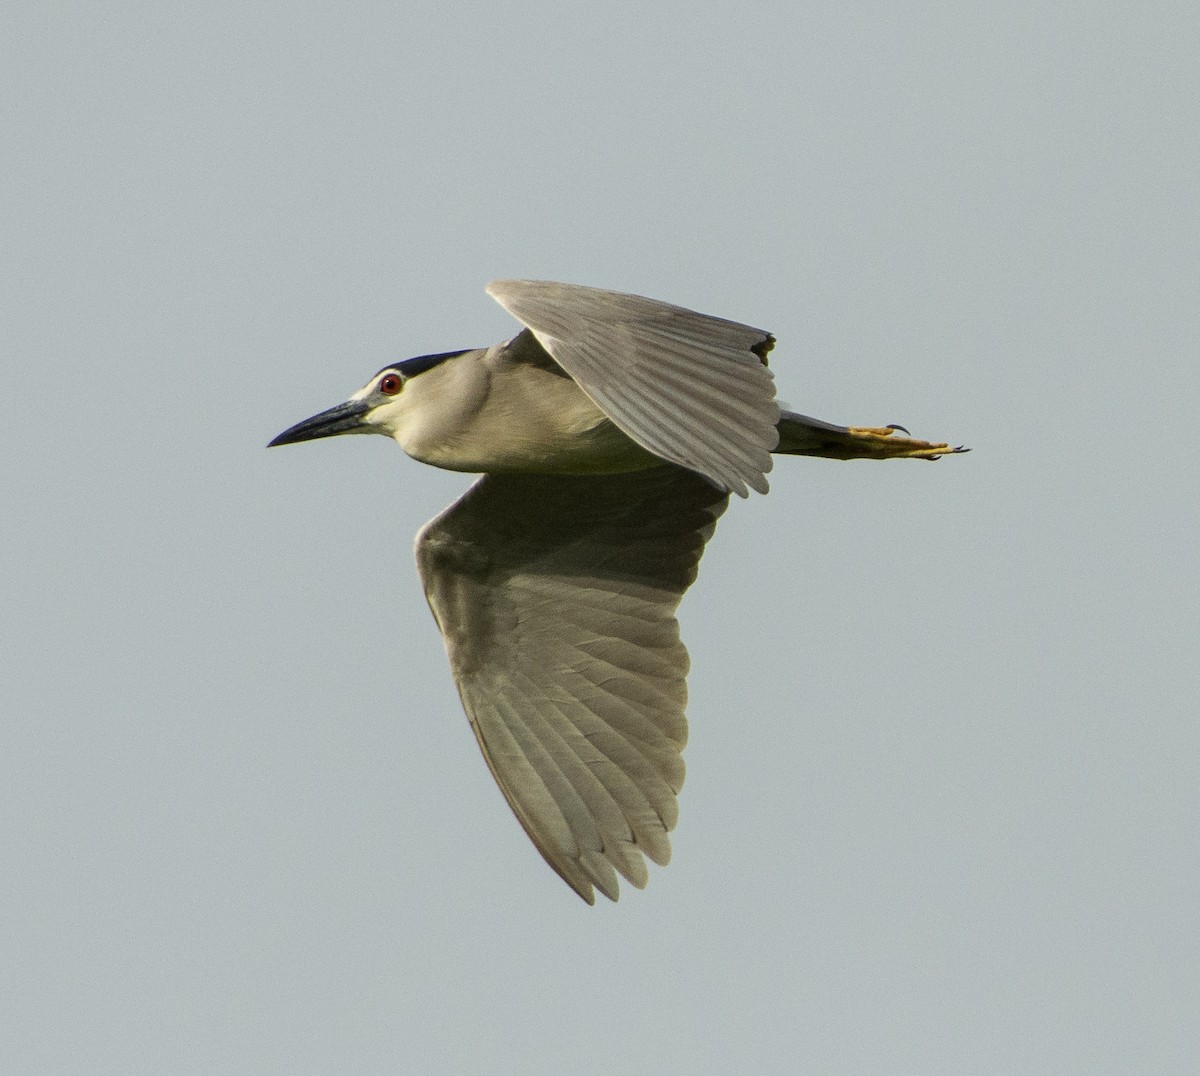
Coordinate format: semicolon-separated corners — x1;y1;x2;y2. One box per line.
615;358;778;460
461;692;599;903
489;692;604;858
594;377;744;491
624;353;781;434
603;373;767;495
510;670;664;885
515;667;682;826
610;362;772;463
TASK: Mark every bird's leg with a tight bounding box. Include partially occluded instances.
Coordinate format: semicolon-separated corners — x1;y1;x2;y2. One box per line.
840;425;968;461
774;411;969;460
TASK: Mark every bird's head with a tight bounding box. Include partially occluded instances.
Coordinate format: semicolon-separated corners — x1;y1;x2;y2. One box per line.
267;350;473;449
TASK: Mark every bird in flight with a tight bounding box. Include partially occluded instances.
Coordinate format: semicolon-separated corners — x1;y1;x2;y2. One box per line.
269;280;966;903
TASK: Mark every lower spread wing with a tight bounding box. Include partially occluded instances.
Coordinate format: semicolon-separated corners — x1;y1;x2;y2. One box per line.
415;466;729;903
486;279;780;498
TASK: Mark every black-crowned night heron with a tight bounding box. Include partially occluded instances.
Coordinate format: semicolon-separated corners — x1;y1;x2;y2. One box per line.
269;280;965;903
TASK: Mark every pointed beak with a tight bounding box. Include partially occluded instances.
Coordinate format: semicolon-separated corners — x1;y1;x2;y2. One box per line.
268;399;371;447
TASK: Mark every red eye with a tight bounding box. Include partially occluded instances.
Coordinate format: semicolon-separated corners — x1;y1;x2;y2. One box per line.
379;373;403;396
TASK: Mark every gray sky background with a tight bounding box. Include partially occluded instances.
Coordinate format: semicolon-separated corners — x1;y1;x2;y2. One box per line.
3;3;1197;1073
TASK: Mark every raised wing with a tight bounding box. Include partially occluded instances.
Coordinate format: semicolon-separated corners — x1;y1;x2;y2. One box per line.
415;465;728;903
487;279;780;497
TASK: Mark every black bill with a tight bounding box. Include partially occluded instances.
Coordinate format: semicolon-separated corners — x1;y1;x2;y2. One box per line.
268;399;371;447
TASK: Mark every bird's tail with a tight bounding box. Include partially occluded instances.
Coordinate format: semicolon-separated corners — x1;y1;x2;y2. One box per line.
774;410;968;460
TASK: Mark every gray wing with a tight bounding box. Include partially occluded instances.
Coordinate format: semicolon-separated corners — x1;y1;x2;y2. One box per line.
415;465;728;903
487;279;780;498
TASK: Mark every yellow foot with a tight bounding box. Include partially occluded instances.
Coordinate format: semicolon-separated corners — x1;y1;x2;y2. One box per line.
845;425;969;460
